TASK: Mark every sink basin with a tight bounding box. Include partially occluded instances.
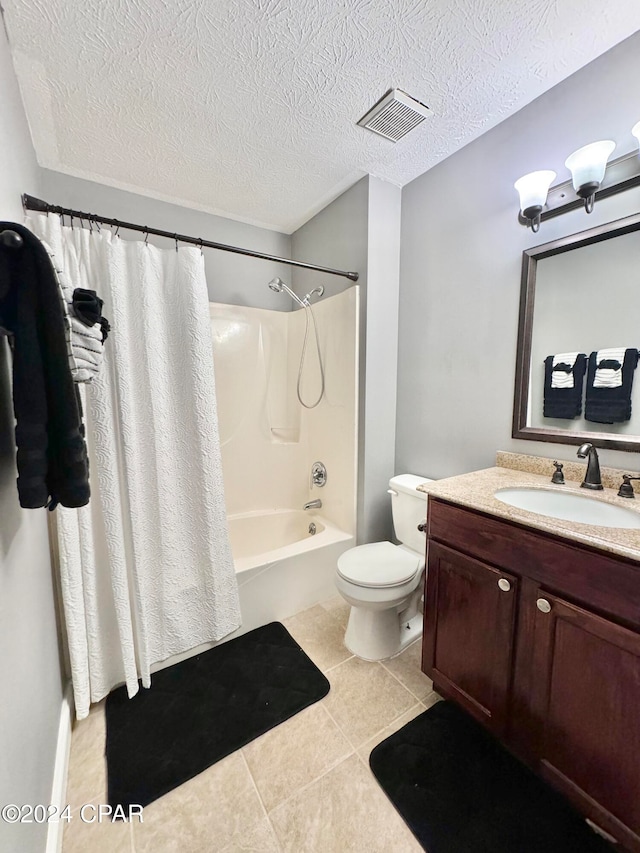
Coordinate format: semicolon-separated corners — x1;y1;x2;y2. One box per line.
494;487;640;529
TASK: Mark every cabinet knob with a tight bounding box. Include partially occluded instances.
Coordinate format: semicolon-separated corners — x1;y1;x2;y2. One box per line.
536;598;552;613
497;578;511;592
417;520;427;532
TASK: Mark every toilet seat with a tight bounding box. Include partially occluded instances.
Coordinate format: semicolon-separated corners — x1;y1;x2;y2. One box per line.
337;542;422;589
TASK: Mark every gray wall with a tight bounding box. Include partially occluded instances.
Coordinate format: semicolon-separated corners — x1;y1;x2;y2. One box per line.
397;31;640;480
40;170;292;310
292;178;371;538
292;176;402;543
0;28;65;853
361;178;402;541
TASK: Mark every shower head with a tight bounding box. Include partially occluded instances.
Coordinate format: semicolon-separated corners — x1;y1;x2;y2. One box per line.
267;277;306;307
302;285;325;305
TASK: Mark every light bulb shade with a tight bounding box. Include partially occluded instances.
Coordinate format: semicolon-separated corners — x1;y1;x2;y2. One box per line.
632;121;640;149
514;170;556;219
564;140;615;195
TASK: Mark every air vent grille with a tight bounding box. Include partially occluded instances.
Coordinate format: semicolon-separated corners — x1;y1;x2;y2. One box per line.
357;89;430;142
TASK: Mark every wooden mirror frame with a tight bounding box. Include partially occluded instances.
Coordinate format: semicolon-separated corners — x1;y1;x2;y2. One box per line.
512;210;640;452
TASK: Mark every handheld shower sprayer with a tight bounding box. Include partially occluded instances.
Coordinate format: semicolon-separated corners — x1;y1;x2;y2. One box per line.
266;277;326;408
268;277;306;307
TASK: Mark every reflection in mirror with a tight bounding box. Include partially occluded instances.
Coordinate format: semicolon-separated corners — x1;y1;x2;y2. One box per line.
513;211;640;452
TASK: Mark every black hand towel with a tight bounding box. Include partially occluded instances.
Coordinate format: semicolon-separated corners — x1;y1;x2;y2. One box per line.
585;348;639;424
543;354;587;419
72;287;110;342
0;223;90;508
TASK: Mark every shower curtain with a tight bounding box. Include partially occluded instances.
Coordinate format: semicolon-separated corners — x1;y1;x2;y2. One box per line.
29;214;241;719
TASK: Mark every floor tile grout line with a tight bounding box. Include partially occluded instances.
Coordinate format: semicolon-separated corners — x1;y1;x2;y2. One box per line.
379;656;432;704
239;749;271;821
266;751;357;820
239;750;284;853
320;701;363;754
355;700;426;761
243;704;354;819
322;651;355;675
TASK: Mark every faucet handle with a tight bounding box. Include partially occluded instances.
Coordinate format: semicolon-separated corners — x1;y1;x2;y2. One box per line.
618;474;640;498
551;461;565;485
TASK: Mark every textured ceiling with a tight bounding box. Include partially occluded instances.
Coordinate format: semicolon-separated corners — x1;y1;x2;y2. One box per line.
3;0;640;232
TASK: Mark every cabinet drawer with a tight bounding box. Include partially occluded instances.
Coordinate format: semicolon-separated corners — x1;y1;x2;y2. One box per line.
428;498;640;629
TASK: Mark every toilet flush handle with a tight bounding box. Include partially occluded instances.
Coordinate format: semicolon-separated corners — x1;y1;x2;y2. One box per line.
417;520;427;532
387;489;398;496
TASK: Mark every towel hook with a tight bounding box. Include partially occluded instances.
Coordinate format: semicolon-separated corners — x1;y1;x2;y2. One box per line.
0;230;24;250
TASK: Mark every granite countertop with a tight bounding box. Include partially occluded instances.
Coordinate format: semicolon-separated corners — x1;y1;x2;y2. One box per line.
416;463;640;563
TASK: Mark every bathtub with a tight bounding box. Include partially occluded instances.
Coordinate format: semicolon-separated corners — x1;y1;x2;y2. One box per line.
226;509;354;638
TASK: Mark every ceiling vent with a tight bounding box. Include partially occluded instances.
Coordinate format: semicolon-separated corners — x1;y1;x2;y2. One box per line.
357;89;431;142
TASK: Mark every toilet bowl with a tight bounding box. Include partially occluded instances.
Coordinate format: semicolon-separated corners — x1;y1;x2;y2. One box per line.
335;474;431;661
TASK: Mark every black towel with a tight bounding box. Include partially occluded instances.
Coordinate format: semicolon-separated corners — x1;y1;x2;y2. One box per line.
585;348;639;424
0;223;90;509
543;354;587;419
72;287;110;342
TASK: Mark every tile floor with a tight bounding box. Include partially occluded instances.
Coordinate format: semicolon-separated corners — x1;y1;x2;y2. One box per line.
62;596;442;852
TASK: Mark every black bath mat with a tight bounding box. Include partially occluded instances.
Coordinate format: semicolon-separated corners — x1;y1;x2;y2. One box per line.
105;621;329;808
369;701;615;853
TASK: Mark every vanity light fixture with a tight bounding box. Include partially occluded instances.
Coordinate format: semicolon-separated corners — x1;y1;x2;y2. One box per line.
516;124;640;232
564;140;616;213
514;171;556;233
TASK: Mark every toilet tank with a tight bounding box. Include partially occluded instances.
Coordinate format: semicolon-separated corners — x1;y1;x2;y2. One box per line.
389;474;431;553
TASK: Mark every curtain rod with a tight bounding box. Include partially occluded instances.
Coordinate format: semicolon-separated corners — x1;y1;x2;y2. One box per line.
22;194;359;282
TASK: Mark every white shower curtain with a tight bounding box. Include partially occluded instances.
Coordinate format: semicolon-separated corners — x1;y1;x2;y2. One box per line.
29;214;241;719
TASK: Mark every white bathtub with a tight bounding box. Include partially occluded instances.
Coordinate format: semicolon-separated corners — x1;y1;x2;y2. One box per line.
226;509;354;637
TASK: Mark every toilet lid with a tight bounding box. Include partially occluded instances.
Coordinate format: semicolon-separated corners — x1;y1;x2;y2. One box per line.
337;542;422;588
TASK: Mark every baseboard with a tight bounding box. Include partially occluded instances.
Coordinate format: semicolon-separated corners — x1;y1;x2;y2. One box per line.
45;684;73;853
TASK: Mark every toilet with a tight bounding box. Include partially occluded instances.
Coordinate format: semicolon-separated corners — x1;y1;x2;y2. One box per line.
335;474;432;661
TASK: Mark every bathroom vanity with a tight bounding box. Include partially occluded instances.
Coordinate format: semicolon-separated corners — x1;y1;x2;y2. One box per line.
420;463;640;852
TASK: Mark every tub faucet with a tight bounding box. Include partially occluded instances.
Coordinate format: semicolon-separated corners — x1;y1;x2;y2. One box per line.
577;443;603;490
303;499;322;510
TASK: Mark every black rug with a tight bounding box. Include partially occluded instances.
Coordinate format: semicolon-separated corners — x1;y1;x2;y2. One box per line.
369;700;615;853
105;621;329;808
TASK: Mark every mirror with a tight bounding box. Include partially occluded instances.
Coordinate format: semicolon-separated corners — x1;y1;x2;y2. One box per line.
513;211;640;452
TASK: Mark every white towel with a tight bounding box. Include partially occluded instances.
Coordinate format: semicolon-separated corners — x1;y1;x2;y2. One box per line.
551;352;580;389
40;240;105;382
593;347;629;388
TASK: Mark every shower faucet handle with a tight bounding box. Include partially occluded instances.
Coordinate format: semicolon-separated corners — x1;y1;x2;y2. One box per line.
311;461;327;487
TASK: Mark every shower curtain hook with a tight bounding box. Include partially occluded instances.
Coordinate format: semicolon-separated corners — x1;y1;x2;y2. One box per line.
144;228;149;246
197;238;203;256
113;219;120;238
174;233;179;252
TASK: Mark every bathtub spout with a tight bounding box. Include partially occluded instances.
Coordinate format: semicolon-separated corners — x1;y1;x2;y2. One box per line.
303;499;322;511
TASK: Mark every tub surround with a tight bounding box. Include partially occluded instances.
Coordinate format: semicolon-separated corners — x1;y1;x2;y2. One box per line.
417;453;640;562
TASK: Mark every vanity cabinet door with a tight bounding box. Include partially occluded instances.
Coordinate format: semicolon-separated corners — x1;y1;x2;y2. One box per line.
531;592;640;852
423;541;518;737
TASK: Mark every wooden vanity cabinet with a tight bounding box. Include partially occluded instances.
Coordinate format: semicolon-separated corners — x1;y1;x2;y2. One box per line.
422;497;640;852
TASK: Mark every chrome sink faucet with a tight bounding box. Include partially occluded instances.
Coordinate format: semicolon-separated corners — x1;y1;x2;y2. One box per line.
577;443;603;490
